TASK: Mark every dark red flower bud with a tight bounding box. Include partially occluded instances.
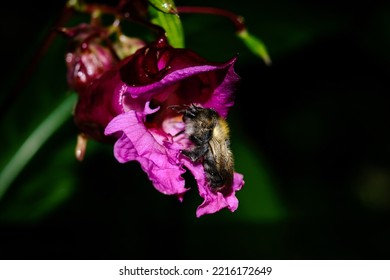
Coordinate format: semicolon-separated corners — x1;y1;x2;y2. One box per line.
62;23;118;94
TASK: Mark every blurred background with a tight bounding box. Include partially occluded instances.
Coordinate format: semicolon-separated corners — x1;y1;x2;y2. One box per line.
0;0;389;259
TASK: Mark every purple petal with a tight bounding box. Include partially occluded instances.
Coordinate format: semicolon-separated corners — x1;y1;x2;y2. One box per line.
119;43;240;118
105;103;188;196
182;157;245;217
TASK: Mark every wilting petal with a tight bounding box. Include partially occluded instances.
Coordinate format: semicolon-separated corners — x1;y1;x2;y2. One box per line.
73;69;126;142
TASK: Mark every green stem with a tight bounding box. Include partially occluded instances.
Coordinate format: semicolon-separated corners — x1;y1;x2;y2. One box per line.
0;93;77;199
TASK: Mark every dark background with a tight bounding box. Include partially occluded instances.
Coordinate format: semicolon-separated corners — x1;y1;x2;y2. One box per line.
0;0;389;259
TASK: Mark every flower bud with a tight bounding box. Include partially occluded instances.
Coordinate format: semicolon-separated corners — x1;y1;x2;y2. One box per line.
62;24;118;94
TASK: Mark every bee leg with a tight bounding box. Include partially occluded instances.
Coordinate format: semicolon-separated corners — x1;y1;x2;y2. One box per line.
172;129;185;137
181;149;200;162
181;104;201;119
182;145;208;162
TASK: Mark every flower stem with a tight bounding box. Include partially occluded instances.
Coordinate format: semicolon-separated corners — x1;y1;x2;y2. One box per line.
0;93;77;200
176;6;271;65
176;6;246;32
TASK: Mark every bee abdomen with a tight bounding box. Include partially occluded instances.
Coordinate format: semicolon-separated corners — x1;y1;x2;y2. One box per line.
203;150;233;192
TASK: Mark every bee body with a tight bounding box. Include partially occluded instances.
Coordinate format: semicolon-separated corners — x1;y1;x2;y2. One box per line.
175;104;234;192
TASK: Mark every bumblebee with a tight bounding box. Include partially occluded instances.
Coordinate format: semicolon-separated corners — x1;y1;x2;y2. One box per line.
171;104;234;193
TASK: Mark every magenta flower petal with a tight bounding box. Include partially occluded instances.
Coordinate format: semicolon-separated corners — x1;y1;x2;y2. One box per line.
105;102;188;196
119;41;240;118
182;157;244;217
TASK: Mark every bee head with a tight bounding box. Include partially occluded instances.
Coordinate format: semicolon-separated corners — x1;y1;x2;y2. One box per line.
168;104;197;117
168;104;219;126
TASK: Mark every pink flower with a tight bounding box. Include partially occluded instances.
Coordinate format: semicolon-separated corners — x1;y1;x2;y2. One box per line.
75;36;244;216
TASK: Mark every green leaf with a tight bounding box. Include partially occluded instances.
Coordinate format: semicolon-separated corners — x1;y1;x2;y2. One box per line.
148;0;177;14
148;4;185;48
0;93;77;200
237;29;272;65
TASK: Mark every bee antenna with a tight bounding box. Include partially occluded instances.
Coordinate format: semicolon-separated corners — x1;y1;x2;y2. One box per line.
167;105;179;110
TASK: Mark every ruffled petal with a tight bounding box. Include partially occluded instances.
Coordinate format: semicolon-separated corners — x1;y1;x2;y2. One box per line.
182;157;245;217
105;103;188;196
